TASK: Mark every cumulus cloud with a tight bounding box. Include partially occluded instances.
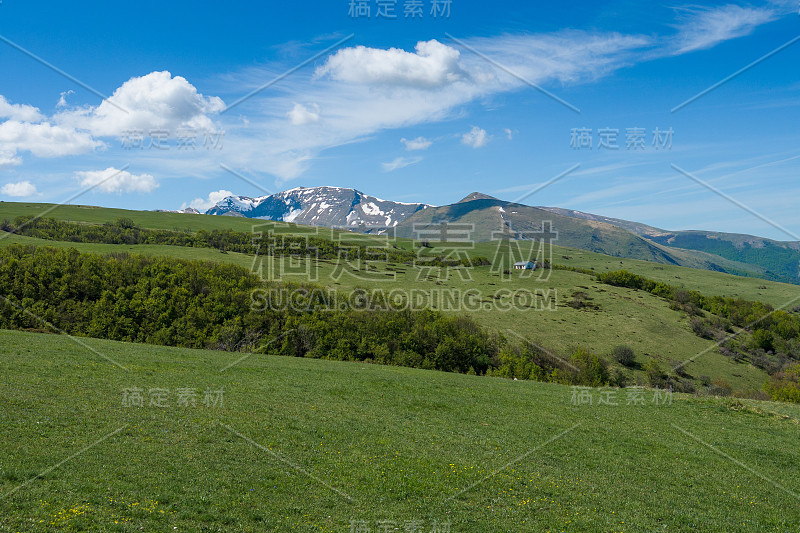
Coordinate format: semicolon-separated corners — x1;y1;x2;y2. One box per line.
461;126;489;148
382;156;422;172
1;180;38;197
0;120;102;158
401;136;432;150
504;128;515;140
315;39;467;89
183;189;235;212
75;167;158;194
0;151;22;169
58;71;225;137
287;103;320;125
0;95;43;122
671;5;777;54
0;73;225;167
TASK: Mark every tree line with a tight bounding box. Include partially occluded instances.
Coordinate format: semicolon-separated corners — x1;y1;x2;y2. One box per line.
1;216;489;267
0;244;579;381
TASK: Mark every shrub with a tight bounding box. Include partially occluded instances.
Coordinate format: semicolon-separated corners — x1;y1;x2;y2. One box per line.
612;345;635;367
571;349;609;387
567;291;598;310
644;359;667;388
750;329;774;352
609;368;629;388
670;359;688;377
689;317;713;339
708;378;732;397
764;364;800;403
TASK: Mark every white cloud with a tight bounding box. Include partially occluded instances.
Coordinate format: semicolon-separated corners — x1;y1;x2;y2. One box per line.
401;136;432;151
75;167;158;194
1;180;38;197
0;120;103;158
382;156;422;172
671;5;777;54
218;33;654;181
0;151;22;169
0;95;43;122
58;71;225;137
315;39;467;89
287;103;320;125
183;189;235;212
56;90;74;108
0;95;100;164
461;126;489;148
504;128;515;140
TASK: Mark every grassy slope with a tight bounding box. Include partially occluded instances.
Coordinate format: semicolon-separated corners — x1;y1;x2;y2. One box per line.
4;202;800;392
1;330;799;532
0;231;772;391
394;199;678;262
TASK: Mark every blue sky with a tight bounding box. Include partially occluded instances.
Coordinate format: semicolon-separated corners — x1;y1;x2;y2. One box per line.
0;0;798;239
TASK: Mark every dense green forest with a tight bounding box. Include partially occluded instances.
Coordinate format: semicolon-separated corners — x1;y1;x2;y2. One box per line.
0;244;595;384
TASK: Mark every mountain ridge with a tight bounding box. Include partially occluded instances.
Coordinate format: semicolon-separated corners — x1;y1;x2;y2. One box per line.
190;186;800;284
204;186;430;229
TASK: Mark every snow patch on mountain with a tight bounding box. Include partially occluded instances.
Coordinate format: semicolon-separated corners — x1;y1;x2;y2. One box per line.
204;186;430;230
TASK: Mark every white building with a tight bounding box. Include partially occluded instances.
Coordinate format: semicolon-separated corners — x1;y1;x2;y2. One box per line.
513;261;536;270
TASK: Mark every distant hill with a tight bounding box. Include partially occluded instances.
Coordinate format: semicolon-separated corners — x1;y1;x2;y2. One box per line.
539;206;800;284
193;188;799;284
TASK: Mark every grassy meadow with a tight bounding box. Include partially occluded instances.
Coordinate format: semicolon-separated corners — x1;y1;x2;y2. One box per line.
1;330;799;532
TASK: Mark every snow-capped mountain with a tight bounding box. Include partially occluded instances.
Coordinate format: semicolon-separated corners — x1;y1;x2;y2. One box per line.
205;186;430;229
154;207;201;214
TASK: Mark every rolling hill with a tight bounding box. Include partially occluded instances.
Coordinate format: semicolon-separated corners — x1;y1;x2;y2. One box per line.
540;206;800;284
3;201;800;398
188;188;800;285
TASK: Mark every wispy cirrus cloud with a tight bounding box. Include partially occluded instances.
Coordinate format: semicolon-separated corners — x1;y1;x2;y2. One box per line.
215;32;654;181
401;136;433;150
669;4;777;54
382;156;422;172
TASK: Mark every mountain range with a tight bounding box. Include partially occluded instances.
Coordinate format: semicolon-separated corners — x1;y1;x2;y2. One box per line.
204;186;428;230
185;186;800;285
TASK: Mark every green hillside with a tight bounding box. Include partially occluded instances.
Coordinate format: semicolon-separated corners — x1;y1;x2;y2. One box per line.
536;206;800;285
3;203;800;397
395;197;679;263
1;330;798;531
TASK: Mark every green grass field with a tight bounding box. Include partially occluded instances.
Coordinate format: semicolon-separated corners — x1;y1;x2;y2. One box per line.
1;330;799;531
